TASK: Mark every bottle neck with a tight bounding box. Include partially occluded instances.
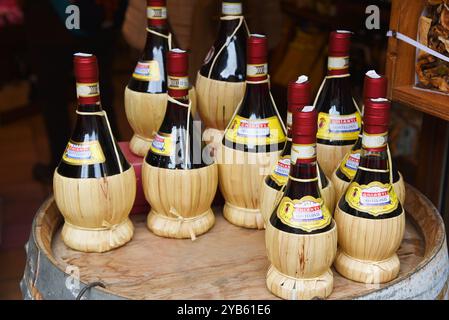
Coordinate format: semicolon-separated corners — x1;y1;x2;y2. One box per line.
147;5;168;28
221;2;242;16
290;142;317;180
360;130;389;170
246;61;268;82
327;55;349;76
167;74;189;98
76;82;101;106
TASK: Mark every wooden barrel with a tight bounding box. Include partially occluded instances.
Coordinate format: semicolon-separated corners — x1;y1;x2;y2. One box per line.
21;185;449;300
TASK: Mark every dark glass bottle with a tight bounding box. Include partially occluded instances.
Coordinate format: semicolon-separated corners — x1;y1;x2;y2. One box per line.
127;0;174;94
270;107;333;234
57;53;130;179
223;34;286;153
145;49;206;169
265;77;328;191
199;0;247;82
338;98;403;220
315;31;361;147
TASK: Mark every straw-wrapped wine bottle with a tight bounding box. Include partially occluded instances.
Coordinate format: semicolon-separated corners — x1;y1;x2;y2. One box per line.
142;49;218;240
260;76;335;223
334;98;405;284
53;53;136;253
217;34;286;229
314;30;362;177
331;70;406;203
265;106;337;300
196;0;249;142
125;0;196;157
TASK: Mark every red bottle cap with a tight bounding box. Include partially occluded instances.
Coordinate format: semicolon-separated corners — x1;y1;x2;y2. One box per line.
73;53;98;84
292;106;317;145
288;76;311;112
147;0;165;6
363;70;388;100
167;48;188;77
363;98;390;134
247;34;267;65
328;30;351;57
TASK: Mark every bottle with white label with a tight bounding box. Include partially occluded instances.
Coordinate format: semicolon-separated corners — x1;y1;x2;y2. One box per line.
332;70;405;203
260;76;335;223
142;49;218;239
218;34;286;229
196;0;249;131
125;0;182;157
334;98;405;284
53;53;136;253
314;30;362;178
265;106;337;300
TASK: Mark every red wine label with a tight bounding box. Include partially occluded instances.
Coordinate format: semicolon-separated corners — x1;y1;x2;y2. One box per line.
362;132;388;151
269;155;291;186
246;63;268;78
147;6;167;19
339;149;361;179
76;82;100;98
222;2;242;15
345;181;399;216
225;115;286;145
150;133;174;157
328;56;349;72
62;140;105;165
317;112;361;141
132;60;161;81
277;196;332;232
291;143;316;164
168;76;189;90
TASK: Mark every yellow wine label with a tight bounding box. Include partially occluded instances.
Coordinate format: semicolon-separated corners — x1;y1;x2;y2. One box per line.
62;140;105;165
345;181;399;217
76;82;100;98
147;6;167;19
247;63;268;78
132;60;161;81
270;155;291;186
150;132;174;157
317;112;361;141
339;149;361;179
277;196;332;232
225;115;286;145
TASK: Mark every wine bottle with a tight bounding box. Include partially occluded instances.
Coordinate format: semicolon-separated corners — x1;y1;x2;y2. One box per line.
265;106;337;300
53;53;136;253
260;75;335;223
314;30;362;178
332;70;405;203
145;49;205;170
124;0;175;157
334;98;405;284
196;0;249;131
142;49;218;239
218;34;286;229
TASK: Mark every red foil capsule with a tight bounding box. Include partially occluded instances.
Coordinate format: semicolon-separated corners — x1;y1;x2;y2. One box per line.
247;34;268;81
288;76;311;112
328;30;351;57
292;106;318;145
363;70;388;101
363;98;391;135
167;49;189;98
147;0;167;27
73;53;100;105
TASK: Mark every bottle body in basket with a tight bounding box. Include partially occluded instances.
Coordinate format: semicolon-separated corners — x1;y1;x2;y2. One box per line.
314;30;362;177
54;53;136;253
260;76;335;223
265;107;337;300
142;49;218;239
218;34;286;229
196;0;248;132
334;98;405;284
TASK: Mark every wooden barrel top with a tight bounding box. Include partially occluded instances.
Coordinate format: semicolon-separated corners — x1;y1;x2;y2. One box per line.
21;185;449;300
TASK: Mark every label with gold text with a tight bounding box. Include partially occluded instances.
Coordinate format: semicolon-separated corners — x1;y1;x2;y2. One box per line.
147;6;167;19
62;140;105;165
345;181;399;217
269;155;291;186
225;115;286;145
277;196;332;232
317;112;361;141
339;149;361;179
